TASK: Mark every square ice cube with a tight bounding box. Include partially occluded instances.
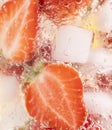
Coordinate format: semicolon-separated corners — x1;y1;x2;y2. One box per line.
52;25;93;63
96;1;112;32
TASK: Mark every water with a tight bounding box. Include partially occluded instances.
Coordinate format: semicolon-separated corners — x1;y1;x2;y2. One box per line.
0;0;112;130
76;48;112;130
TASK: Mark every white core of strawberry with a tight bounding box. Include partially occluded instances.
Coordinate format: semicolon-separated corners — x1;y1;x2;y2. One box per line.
52;25;93;63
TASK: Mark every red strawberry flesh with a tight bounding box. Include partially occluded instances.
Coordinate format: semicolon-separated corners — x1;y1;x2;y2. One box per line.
25;63;86;130
0;0;38;62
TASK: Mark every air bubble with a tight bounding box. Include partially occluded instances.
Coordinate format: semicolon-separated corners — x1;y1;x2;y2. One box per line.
75;0;82;5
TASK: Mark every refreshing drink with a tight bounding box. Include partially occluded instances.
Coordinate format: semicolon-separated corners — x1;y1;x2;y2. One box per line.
0;0;112;130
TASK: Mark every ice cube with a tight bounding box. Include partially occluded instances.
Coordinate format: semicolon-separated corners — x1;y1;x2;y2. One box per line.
0;74;30;129
96;1;112;32
0;97;30;130
88;48;112;71
0;74;19;106
84;90;112;117
84;89;112;130
52;25;93;63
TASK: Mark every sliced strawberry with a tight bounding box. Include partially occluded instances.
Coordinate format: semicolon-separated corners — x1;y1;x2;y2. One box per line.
39;0;91;24
24;63;86;130
0;0;38;62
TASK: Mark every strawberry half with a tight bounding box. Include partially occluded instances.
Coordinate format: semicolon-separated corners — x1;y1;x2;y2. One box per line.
24;63;86;130
39;0;91;24
0;0;38;62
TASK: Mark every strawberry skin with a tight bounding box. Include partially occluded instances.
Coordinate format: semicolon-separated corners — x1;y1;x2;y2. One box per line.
25;63;87;130
0;0;38;62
